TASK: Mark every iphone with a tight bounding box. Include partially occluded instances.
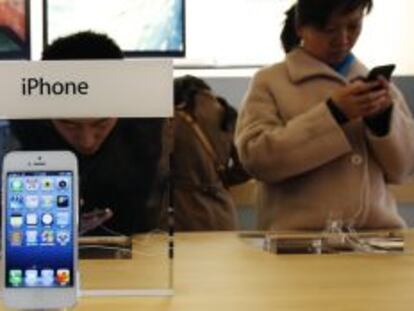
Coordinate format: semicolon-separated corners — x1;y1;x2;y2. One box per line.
2;151;78;309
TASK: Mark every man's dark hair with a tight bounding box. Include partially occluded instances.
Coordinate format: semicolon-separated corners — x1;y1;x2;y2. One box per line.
281;0;373;53
42;31;123;60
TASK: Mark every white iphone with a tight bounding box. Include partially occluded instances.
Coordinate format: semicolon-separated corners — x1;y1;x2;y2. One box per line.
2;151;79;309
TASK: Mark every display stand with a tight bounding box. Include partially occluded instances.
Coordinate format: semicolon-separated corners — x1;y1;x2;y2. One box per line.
0;60;174;307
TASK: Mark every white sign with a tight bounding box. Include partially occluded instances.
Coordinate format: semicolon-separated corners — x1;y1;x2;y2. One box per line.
0;60;173;119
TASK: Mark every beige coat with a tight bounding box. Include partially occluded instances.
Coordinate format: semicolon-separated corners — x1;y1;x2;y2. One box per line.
172;91;248;230
235;48;414;230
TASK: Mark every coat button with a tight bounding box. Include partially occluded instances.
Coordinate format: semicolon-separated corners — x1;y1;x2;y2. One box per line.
351;154;363;166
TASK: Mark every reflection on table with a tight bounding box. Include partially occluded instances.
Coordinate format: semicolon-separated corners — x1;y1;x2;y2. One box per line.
3;231;414;310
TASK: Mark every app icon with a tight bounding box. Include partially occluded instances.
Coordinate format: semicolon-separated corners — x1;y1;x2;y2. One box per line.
40;269;54;286
57;231;70;246
25;269;38;286
10;194;24;208
56;212;70;226
57;195;69;208
25;195;39;208
41;213;54;226
56;269;70;286
56;178;69;190
26;213;38;226
10;179;23;192
10;231;23;246
41;230;54;244
9;270;23;286
24;177;39;191
10;213;23;228
41;195;54;208
41;178;54;191
26;230;38;244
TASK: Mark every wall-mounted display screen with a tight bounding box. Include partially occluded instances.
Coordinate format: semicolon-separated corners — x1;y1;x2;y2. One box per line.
44;0;185;57
0;0;30;59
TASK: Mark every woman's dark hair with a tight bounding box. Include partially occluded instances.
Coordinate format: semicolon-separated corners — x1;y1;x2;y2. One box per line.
173;75;212;114
281;0;373;53
217;96;238;132
173;75;236;132
42;30;123;60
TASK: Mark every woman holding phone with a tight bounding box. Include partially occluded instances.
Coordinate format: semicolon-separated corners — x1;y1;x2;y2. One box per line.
235;0;414;231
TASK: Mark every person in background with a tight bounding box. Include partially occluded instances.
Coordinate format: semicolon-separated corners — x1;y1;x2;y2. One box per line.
9;31;164;236
172;75;250;230
235;0;414;231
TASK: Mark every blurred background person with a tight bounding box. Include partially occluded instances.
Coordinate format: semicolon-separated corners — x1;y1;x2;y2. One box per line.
172;75;250;230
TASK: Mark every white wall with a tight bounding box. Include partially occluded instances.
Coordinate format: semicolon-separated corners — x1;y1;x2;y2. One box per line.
355;0;414;75
32;0;414;75
30;0;43;60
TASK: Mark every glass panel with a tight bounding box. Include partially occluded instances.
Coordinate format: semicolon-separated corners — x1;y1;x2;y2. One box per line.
0;118;173;295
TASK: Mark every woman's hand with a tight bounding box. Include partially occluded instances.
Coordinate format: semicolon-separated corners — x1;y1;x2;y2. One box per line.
331;77;393;120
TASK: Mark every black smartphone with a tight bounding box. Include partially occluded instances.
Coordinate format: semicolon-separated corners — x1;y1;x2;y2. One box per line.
366;64;396;81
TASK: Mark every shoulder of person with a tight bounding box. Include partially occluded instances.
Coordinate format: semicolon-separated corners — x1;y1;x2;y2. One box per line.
251;61;288;86
119;118;164;132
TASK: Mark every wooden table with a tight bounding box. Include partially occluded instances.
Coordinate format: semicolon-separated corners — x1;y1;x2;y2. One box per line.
4;231;414;310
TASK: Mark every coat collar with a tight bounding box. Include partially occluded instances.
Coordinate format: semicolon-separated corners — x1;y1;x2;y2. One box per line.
286;48;367;84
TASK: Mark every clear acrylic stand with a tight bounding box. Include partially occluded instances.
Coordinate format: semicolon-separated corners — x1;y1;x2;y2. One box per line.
78;226;174;297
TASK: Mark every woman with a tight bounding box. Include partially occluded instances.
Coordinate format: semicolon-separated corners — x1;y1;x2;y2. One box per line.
172;75;250;230
235;0;414;231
